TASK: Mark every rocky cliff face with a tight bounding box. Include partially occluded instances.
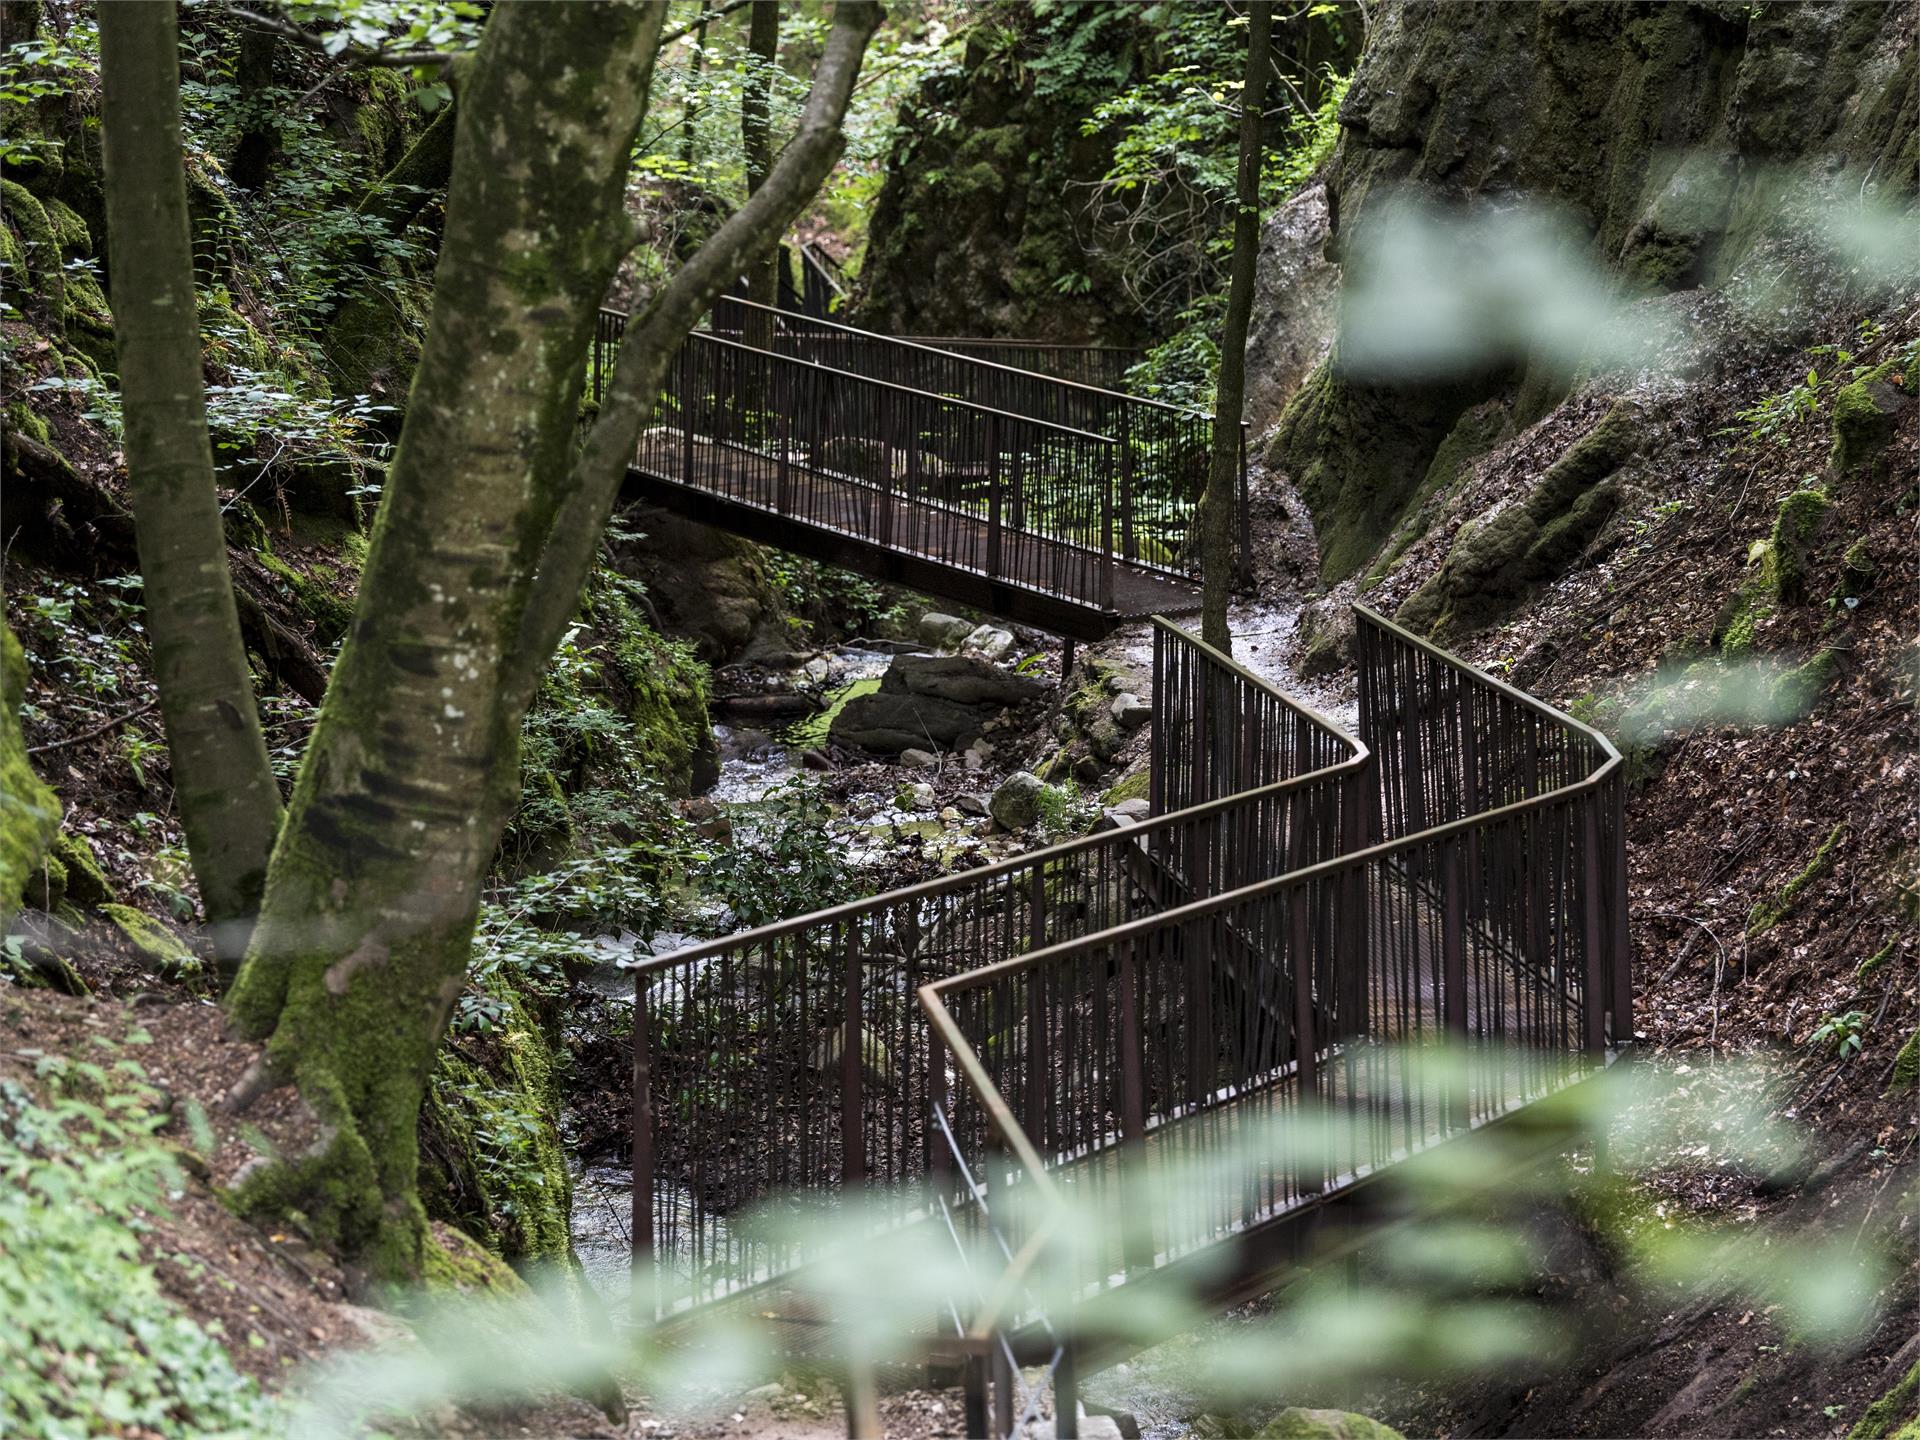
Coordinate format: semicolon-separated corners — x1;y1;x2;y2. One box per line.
855;8;1163;344
1270;0;1917;589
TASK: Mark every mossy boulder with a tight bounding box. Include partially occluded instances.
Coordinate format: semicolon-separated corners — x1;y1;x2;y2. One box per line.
855;6;1161;345
50;832;113;908
1397;405;1639;638
1269;358;1506;585
1890;1031;1919;1095
1256;1411;1404;1440
610;504;788;666
1829;358;1911;484
422;1220;531;1298
1102;767;1150;807
0;177;64;316
1849;1358;1920;1439
1765;487;1832;604
1770;647;1840;717
1;623;61;932
99;903;197;978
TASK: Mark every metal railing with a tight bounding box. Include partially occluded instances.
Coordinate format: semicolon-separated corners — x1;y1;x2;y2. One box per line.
894;337;1143;394
624;618;1364;1317
703;295;1246;581
605;315;1126;612
918;607;1631;1389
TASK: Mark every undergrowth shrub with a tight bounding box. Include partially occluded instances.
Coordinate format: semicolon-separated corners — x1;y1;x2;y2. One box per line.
0;1050;281;1438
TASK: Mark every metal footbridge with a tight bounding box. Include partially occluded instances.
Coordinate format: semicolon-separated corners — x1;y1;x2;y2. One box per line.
600;299;1633;1436
596;296;1240;640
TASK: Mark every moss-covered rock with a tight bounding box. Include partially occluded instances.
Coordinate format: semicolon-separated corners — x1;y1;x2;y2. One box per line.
1396;405;1639;637
0;177;64;316
50;832;113;908
855;6;1160;345
1747;822;1843;937
422;1220;532;1298
610;504;788;667
1280;0;1915;583
1270;358;1506;585
1765;487;1832;604
254;547;356;644
1770;646;1840;717
607;611;716;797
1849;1358;1920;1439
99;903;197;978
1890;1031;1919;1095
1256;1411;1404;1440
1829;358;1912;483
1;624;61;933
1102;767;1150;807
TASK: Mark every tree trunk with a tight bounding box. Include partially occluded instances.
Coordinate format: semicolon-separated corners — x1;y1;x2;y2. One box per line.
680;14;709;168
741;0;781;348
1200;1;1272;655
225;0;881;1279
98;2;283;962
229;22;278;192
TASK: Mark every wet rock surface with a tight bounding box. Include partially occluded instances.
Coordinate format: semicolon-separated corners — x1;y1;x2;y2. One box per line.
830;651;1049;755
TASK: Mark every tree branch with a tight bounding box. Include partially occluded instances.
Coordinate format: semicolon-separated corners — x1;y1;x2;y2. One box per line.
226;6;456;69
505;0;883;712
659;0;756;49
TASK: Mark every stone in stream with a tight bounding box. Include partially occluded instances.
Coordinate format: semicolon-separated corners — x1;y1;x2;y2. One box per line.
963;623;1016;661
1110;691;1152;729
830;653;1046;755
918;611;974;649
989;771;1045;830
899;747;939;770
956;793;990;818
895;782;935;810
1093;798;1153;832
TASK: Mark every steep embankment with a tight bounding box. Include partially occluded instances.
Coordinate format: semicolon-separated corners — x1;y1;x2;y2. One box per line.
1242;3;1918;1434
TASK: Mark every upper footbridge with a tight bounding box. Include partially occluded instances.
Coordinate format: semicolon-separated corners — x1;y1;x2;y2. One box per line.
594;297;1246;639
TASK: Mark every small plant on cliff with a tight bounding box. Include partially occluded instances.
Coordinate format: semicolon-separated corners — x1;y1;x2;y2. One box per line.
1806;1010;1868;1060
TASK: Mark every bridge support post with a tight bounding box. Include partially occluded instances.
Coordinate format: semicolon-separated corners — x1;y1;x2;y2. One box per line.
1609;777;1633;1048
1055;1345;1079;1439
1117;936;1153;1274
629;973;655;1316
1442;837;1468;1132
987;414;1003;583
843;927;865;1185
963;1349;989;1440
1581;800;1607;1058
992;1340;1015;1439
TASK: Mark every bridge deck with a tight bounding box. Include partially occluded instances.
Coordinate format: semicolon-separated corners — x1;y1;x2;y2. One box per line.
627;434;1200;641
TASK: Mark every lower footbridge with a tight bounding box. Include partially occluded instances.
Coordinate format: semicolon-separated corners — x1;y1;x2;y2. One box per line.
600;305;1632;1436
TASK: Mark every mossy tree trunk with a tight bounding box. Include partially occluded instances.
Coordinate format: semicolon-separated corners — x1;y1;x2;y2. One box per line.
224;0;881;1278
741;0;781;349
98;2;284;962
1200;0;1271;653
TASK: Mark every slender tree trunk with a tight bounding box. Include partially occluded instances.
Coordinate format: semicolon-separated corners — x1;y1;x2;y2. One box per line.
741;0;781;349
680;14;708;168
229;23;278;192
98;2;283;962
1200;0;1272;655
225;0;882;1278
